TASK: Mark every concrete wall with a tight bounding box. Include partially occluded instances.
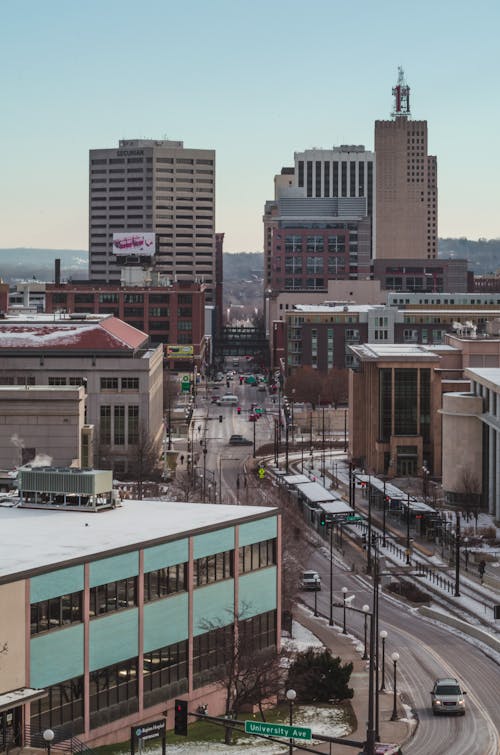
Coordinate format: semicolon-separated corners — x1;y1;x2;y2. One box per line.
441;392;483;495
0;581;26;693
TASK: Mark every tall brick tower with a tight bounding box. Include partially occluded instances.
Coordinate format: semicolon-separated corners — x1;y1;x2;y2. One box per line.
375;68;437;260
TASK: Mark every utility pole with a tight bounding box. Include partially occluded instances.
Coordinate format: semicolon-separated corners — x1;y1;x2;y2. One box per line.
455;512;461;597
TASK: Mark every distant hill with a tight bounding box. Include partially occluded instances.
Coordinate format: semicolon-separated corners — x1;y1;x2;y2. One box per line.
438;238;500;275
0;249;88;283
0;240;498;286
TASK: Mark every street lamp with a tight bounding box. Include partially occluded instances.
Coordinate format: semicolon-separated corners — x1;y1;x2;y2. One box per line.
286;688;296;755
379;630;388;691
362;604;370;660
390;652;400;721
314;576;320;617
342;586;348;634
43;729;55;755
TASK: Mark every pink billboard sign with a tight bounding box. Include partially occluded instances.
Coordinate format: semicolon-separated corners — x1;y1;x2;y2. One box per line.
112;233;156;256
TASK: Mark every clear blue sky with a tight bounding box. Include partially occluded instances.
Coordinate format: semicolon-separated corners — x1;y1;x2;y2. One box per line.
1;0;499;252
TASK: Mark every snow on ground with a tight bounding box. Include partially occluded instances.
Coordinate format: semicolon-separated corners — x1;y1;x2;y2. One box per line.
281;620;324;652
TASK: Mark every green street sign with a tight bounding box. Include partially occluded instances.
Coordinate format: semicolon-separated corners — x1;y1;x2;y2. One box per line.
181;375;191;393
244;721;312;741
345;515;363;523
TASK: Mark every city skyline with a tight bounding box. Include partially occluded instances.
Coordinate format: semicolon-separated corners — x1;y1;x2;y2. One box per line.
1;0;499;253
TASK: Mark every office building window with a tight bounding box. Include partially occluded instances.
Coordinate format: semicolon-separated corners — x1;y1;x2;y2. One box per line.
89;658;138;724
394;369;418;435
143;641;188;697
100;405;111;444
127;405;139;444
30;675;84;735
144;564;187;601
30;592;82;635
114;406;125;445
239;539;276;574
379;368;392;442
89;578;137;617
121;377;139;391
101;377;118;391
193;550;233;587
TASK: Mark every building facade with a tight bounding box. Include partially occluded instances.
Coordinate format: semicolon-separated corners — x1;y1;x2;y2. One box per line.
89;139;216;302
348;343;443;477
375;68;438;260
45;278;207;372
0;386;87;469
0;315;163;474
0;497;280;747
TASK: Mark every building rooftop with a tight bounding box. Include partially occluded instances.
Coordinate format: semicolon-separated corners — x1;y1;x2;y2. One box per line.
465;368;500;389
0;500;276;582
292;304;377;314
349;343;442;361
0;314;148;351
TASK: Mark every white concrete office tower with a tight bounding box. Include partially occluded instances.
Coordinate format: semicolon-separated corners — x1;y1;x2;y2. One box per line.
89;139;215;299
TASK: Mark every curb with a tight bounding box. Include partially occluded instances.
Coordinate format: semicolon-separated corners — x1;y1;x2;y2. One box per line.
418;605;500;653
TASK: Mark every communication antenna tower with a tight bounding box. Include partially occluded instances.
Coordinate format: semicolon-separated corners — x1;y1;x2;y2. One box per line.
391;66;411;119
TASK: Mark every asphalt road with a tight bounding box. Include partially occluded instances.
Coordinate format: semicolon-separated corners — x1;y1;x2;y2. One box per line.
305;547;500;755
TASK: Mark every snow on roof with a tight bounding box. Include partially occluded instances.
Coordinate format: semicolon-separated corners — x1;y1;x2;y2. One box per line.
0;499;276;580
0;316;148;351
350;343;441;360
465;367;500;389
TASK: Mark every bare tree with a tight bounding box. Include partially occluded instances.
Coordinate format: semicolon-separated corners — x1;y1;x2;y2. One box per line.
455;467;481;528
199;605;282;744
127;424;161;499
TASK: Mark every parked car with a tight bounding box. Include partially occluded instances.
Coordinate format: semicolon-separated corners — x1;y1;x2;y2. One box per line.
229;434;253;446
301;570;321;590
431;678;466;715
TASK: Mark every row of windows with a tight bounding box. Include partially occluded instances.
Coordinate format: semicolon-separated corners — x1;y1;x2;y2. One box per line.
29;542;276;635
100;377;139;391
100;405;139;446
144;640;188;693
30;675;84;734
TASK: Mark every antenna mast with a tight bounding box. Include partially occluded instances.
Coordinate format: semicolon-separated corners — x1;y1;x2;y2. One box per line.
391;66;411;119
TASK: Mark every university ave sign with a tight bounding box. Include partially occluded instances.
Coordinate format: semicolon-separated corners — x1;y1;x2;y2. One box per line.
244;720;312;740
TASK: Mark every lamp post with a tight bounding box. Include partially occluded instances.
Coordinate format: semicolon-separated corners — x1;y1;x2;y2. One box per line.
43;729;55;755
390;652;400;721
344;408;348;452
362;604;370;660
406;493;411;565
379;630;388;691
342;586;348;634
202;446;207;502
286;689;296;755
382;478;387;547
367;476;373;574
455;511;461;597
329;521;334;626
314;576;319;616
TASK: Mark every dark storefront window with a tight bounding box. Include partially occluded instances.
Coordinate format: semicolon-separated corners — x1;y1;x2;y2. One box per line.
394;369;418;435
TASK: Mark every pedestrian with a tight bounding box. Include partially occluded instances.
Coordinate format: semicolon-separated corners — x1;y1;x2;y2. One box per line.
478;559;486;583
180;454;184;465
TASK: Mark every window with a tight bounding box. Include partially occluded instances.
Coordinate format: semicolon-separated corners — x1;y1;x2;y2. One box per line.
99;293;119;304
89;578;137;617
114;406;125;445
394;369;418;435
89;658;138;724
30;592;82;635
30;675;84;735
150;307;169;317
127;405;139;444
143;641;188;698
193;624;233;681
100;406;111;444
69;377;85;386
101;377;118;391
238;610;277;652
121;377;139;390
144;564;187;601
48;376;67;386
193;550;233;587
239;539;276;574
124;293;144;304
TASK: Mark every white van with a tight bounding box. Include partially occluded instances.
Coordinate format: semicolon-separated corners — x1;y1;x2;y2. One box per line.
218;394;239;406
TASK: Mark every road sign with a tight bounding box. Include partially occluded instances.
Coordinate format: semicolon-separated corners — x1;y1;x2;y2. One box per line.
132;719;166;741
181;375;191;394
244;721;312;741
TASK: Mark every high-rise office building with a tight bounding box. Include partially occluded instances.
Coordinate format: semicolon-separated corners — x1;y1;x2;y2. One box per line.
375;68;438;260
263;145;375;292
89;139;216;300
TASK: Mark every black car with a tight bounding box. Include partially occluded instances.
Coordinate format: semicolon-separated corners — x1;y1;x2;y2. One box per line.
229;434;252;446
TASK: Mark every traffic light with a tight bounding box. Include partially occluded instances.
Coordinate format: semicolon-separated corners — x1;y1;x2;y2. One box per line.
319;512;326;526
219;415;223;423
174;699;188;736
361;533;367;549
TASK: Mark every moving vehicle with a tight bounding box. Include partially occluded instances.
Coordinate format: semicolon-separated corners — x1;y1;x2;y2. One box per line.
430;678;466;715
218;394;239;406
301;570;321;590
257;384;266;392
229;434;252;446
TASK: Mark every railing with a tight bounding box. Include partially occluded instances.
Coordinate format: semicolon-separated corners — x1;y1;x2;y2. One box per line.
23;724;97;755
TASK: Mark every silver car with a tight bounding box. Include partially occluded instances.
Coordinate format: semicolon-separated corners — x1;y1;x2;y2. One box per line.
301;570;321;591
431;677;466;715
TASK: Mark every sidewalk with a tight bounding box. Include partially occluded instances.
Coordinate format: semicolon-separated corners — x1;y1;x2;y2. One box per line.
294;604;412;754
